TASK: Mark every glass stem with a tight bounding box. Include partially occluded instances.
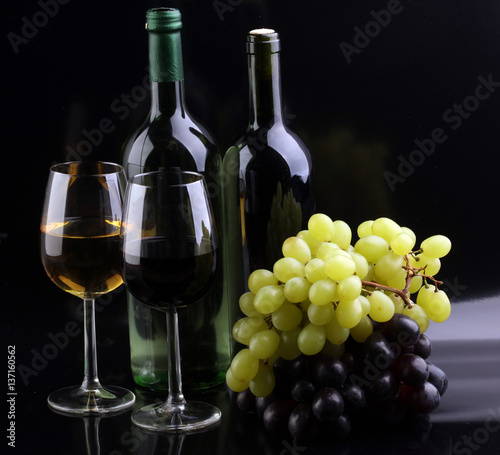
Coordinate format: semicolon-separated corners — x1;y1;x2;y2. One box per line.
81;298;101;391
164;308;186;409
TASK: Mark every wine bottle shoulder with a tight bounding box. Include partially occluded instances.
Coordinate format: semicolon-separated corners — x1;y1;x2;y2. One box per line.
227;123;313;180
122;112;220;177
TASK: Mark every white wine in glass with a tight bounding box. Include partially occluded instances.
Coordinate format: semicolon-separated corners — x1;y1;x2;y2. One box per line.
40;161;135;415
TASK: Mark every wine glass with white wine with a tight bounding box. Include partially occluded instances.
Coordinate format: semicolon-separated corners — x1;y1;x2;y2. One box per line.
40;161;135;415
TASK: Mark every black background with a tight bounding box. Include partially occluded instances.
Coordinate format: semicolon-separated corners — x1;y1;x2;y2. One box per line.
2;1;500;454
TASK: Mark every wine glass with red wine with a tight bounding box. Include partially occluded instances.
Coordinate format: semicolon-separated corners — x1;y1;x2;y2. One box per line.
40;161;135;415
121;170;221;432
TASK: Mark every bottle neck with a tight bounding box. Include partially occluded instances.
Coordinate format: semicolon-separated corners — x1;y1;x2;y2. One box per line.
248;50;284;129
150;80;186;117
148;29;186;117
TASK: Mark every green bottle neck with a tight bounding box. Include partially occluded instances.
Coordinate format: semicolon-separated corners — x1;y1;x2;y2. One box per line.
247;36;284;130
148;29;186;117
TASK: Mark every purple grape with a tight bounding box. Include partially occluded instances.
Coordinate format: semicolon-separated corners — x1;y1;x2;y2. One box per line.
273;355;307;385
291;379;317;403
427;363;448;396
340;383;366;413
263;399;297;436
236;388;256;413
320;413;352;439
413;334;432;359
340;350;359;374
255;394;275;416
312;387;344;422
366;370;400;404
310;354;347;388
382;313;420;347
363;331;396;371
393;353;429;387
402;382;441;414
288;402;318;441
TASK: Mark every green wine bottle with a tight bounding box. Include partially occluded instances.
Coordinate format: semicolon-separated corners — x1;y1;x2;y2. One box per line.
121;7;233;391
223;29;315;306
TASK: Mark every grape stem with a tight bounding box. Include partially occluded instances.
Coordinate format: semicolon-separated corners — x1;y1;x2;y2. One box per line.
361;280;415;308
361;253;443;309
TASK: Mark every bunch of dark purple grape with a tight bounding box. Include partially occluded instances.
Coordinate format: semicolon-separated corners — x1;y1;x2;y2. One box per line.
234;314;448;442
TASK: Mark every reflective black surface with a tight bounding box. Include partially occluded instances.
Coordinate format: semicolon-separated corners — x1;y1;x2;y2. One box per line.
6;279;500;454
3;0;500;453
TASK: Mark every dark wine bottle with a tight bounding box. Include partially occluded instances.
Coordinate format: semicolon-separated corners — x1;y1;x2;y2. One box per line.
223;28;315;304
121;8;233;391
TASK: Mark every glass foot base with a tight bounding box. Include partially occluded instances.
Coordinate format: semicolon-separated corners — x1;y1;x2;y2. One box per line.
132;401;221;432
48;385;136;416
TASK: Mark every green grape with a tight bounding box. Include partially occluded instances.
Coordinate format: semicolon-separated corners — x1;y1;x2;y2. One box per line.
386;268;406;290
350;315;373;343
248;269;278;294
316;242;340;260
239;291;260;317
307;302;335;325
284;276;311;303
403;304;430;333
416;284;437;310
367;290;395;322
357;220;374;238
336;298;363;328
349;251;369;280
308;213;335;242
420;235;452;259
331;220;352;250
282;236;312;264
408;253;424;269
354;235;389;262
253;285;285;314
374;252;404;281
387;292;405;313
337;275;362;300
420;255;441;276
249;364;275;397
226;367;249;392
230;348;259;382
232;318;245;344
324;254;356;281
401;226;417;244
327;248;352;259
278;326;302;360
249;329;280;359
409;275;423;294
391;231;415;256
425;290;451;323
309;279;337;306
300;298;312;313
410;254;441;277
358;294;371;317
271;301;303;331
297;230;322;256
297;323;326;355
324;311;350;345
371;217;402;243
304;258;327;283
363;263;376;282
273;257;305;283
236;316;269;345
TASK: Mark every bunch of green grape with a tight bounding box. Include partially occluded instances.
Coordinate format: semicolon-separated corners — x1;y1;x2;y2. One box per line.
226;215;452;397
